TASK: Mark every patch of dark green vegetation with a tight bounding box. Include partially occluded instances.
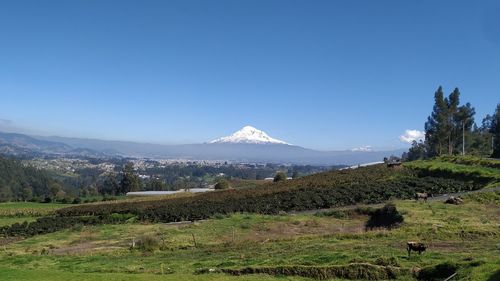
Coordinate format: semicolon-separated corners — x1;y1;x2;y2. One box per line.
365;203;404;230
0;165;483;238
0;213;135;237
416;260;485;281
0;156;64;202
56;166;477;219
197;263;411;280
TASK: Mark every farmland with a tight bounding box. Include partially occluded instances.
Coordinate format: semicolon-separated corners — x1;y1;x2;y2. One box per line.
0;156;499;280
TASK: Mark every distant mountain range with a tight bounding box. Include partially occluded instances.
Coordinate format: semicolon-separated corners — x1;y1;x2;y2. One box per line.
0;127;406;165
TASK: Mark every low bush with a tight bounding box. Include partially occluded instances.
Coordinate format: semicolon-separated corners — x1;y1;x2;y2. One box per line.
365;203;404;230
214;179;230;190
417;262;458;281
135;234;161;252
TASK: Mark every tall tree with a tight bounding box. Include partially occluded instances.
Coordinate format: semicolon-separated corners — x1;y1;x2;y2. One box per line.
406;141;427;161
100;173;119;195
425;86;448;156
492;103;500;158
424;87;475;156
120;163;140;194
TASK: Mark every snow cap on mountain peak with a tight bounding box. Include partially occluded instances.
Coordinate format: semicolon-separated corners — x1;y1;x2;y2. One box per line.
210;126;290;145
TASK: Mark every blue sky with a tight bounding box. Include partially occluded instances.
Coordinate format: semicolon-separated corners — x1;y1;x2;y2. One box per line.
0;0;499;150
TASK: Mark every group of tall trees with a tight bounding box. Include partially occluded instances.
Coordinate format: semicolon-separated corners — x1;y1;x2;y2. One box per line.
406;86;499;160
0;156;65;202
97;163;140;195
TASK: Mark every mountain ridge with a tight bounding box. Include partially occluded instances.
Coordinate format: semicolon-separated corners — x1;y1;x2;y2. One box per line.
0;131;405;165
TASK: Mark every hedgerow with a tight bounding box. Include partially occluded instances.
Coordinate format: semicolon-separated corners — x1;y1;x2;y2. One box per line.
0;213;134;237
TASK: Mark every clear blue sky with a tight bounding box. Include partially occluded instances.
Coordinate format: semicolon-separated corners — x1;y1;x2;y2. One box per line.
1;0;499;150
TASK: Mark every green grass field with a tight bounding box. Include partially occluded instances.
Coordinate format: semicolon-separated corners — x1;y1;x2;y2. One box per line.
1;193;499;280
0;202;65;210
1;156;499;280
0;202;66;227
403;157;500;187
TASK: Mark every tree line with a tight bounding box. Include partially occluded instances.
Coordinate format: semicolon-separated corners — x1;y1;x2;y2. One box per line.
0;156;65;202
405;86;500;160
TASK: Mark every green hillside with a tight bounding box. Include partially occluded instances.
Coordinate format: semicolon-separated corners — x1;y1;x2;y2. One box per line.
0;156;65;202
0;156;499;280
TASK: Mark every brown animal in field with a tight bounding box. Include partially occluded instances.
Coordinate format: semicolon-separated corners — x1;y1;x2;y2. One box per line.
407;242;426;257
414;192;428;202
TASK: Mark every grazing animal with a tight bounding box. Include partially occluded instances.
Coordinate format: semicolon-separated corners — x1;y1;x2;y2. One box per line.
414;192;428;202
407;242;426;257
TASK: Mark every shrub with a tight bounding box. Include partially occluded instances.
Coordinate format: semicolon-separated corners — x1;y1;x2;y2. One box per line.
365;203;404;230
214;179;230;190
72;197;82;204
417;262;458;281
135;234;161;252
273;172;288;182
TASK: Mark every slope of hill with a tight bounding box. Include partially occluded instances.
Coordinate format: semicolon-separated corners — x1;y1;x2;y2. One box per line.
404;156;500;187
1;156;498;281
0;156;62;202
0;132;111;159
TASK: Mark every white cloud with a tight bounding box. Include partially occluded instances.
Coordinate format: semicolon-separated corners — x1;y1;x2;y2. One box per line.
351;145;373;152
399;130;425;143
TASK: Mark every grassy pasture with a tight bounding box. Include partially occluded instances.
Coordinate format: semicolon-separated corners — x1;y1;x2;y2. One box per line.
403;157;500;187
0;156;498;280
0;195;498;280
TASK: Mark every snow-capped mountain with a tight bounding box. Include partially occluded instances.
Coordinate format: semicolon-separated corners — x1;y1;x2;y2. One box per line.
351;145;373;152
210;126;290;145
0;128;406;165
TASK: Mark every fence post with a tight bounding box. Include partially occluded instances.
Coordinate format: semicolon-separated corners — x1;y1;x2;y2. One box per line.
192;233;197;248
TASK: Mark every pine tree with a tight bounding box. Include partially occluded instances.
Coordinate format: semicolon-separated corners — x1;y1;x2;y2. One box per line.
424;87;475;156
425;86;447;156
492;103;500;158
447;88;461;154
